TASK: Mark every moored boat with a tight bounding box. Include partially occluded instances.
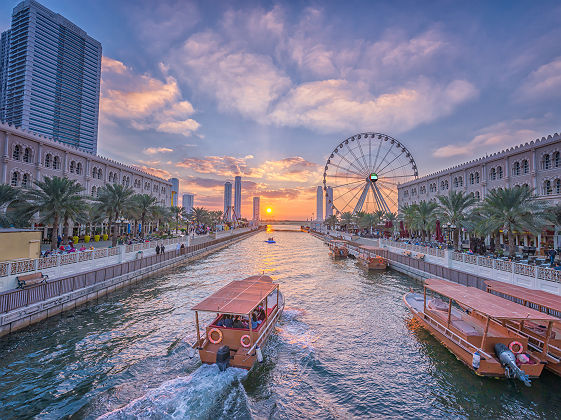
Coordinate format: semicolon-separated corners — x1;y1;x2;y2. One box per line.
191;275;284;370
404;279;553;386
328;240;349;259
356;246;387;270
485;280;561;376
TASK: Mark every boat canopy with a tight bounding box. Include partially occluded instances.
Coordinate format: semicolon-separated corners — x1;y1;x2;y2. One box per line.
485;280;561;313
425;279;558;321
191;275;277;316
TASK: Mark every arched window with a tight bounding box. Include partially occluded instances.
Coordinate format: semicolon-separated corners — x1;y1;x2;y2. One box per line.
12;145;20;160
76;162;82;175
543;154;551;170
522;160;529;173
459;177;463;187
53;156;60;170
92;167;97;178
490;168;496;180
10;172;19;186
161;186;165;194
97;169;102;179
497;166;503;179
544;180;552;195
21;173;29;187
70;161;75;173
475;191;480;200
555;152;560;168
470;173;474;185
475;172;480;183
23;147;31;163
556;179;561;195
91;186;96;197
512;162;520;176
44;154;51;168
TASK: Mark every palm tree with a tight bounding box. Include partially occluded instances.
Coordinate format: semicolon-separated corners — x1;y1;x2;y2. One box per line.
22;176;85;249
399;204;416;237
209;210;223;230
477;186;547;257
412;201;438;241
436;190;478;250
0;184;19;227
170;206;187;234
546;204;561;250
133;194;158;237
97;184;136;245
323;215;338;230
358;212;380;235
79;204;105;237
385;211;398;238
190;207;209;227
340;212;353;231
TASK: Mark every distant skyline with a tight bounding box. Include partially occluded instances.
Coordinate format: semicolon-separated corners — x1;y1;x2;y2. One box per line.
2;0;560;219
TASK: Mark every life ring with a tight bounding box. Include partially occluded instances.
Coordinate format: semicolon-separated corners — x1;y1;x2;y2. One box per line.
208;328;223;344
509;340;523;354
240;334;251;348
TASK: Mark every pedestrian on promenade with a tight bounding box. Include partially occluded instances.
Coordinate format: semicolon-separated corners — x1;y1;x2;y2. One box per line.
161;244;165;253
57;235;62;248
549;248;557;266
156;245;160;255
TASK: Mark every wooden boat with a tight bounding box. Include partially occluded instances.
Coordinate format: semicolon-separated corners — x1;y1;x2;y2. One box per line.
485;280;561;376
356;246;387;270
328;240;349;259
191;275;284;370
404;278;553;385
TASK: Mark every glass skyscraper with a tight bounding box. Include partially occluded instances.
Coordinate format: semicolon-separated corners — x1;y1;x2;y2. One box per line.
0;1;102;153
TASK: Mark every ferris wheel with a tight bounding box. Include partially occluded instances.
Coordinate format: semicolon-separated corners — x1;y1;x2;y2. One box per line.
323;132;418;215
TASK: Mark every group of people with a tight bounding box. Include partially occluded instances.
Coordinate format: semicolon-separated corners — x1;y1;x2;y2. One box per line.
216;306;267;330
41;243;95;257
155;244;166;255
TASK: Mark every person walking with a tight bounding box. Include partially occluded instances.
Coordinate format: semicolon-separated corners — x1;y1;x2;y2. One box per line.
155;245;160;255
161;244;165;253
549;248;557;267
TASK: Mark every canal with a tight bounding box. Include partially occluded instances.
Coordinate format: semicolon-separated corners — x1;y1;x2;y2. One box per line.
1;227;561;419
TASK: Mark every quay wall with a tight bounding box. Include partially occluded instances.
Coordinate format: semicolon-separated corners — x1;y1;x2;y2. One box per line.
0;228;262;337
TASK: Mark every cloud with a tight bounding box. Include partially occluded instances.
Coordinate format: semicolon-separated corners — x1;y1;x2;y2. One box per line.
177;155;257;177
432;118;545;158
143;147;174;155
131;165;172;179
516;57;561;101
101;56;200;137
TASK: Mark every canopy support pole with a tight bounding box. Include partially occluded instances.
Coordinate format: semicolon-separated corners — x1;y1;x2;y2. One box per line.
447;299;452;327
543;321;554;356
423;286;427;313
480;316;490;350
195;311;201;348
249;311;253;348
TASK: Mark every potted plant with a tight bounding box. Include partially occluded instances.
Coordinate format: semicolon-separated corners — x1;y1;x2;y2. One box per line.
94;234;100;242
84;235;90;243
102;234;108;241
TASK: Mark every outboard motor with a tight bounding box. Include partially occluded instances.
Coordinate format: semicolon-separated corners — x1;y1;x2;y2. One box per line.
494;343;531;387
216;345;231;372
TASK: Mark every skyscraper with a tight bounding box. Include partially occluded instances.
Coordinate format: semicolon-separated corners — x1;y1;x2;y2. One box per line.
234;176;241;219
182;193;194;214
224;181;232;222
253;197;260;221
0;0;102;153
316;186;323;221
169;178;179;206
325;186;334;218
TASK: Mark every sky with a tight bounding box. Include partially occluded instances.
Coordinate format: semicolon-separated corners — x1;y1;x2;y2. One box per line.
2;0;561;219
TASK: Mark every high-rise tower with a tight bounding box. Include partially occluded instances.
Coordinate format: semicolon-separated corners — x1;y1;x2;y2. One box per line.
224;181;232;222
234;176;241;219
0;0;102;153
316;186;323;221
325;186;334;218
253;197;260;221
182;193;194;214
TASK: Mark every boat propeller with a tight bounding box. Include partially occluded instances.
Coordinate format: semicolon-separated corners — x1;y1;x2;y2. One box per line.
494;343;531;387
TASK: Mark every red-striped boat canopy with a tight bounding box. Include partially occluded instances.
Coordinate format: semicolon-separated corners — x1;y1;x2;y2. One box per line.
191;275;277;315
485;280;561;314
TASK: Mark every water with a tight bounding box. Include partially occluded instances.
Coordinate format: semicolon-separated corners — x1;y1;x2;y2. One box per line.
1;227;561;419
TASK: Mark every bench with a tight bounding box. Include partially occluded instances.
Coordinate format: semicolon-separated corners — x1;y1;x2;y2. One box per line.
17;272;48;289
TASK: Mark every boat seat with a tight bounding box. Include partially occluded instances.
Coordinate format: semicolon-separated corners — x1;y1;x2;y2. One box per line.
428;299;448;311
451;320;482;336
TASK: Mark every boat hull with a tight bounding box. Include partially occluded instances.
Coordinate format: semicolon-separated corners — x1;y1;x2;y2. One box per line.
357;257;387;270
403;293;545;379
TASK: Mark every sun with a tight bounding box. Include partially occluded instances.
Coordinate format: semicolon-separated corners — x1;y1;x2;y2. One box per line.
266;207;272;214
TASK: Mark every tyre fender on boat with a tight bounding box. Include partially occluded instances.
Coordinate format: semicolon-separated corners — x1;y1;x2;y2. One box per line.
208;328;223;344
509;340;523;354
240;334;251;348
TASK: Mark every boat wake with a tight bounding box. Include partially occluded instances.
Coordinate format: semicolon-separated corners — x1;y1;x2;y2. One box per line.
98;364;250;419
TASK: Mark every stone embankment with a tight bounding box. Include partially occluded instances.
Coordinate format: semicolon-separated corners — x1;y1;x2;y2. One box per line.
0;227;262;337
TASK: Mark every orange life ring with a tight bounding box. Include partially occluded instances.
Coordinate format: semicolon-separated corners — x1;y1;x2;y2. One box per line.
240;334;251;348
509;340;523;354
208;328;223;344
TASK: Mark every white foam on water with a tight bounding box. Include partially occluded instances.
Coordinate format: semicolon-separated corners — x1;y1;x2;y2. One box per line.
97;364;248;419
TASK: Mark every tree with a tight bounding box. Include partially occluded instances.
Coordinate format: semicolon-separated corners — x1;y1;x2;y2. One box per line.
412;201;438;241
22;176;85;249
358;212;380;235
399;204;416;237
323;215;338;230
97;184;135;245
436;190;477;250
546;204;561;249
477;186;547;257
190;207;209;226
340;212;353;231
170;205;187;234
0;184;19;227
133;194;158;237
78;204;105;236
385;212;398;238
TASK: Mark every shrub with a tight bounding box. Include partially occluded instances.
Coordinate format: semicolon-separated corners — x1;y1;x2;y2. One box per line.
84;235;90;243
102;234;108;241
94;235;100;242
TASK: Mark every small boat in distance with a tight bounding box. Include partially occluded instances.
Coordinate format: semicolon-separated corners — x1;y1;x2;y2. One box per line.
328;240;349;259
485;280;561;377
265;237;276;243
191;275;284;370
356;245;387;270
404;279;553;386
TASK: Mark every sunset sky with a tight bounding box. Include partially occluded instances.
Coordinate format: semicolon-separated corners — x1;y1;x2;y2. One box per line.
2;1;560;219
